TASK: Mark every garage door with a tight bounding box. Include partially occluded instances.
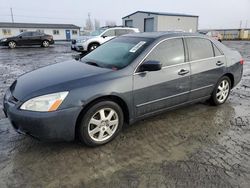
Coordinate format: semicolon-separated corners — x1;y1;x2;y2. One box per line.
144;18;154;32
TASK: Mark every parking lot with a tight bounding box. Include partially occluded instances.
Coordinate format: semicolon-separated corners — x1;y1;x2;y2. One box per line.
0;41;249;187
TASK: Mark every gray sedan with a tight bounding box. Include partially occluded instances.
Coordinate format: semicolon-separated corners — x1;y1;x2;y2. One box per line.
3;32;244;146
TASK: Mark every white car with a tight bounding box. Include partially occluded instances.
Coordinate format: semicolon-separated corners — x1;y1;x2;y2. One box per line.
71;26;139;52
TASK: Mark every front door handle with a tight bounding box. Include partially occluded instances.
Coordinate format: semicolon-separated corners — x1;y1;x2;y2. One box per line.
178;69;189;76
216;61;224;66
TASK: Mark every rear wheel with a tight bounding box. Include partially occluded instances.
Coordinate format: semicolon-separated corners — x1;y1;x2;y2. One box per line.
210;76;231;105
8;41;16;49
42;40;50;48
78;101;124;146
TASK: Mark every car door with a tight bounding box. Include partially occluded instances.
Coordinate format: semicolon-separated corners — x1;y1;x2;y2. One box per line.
133;38;191;117
17;32;31;45
185;37;227;100
30;32;43;44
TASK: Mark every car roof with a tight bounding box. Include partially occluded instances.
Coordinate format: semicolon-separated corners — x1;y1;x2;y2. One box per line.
123;32;206;39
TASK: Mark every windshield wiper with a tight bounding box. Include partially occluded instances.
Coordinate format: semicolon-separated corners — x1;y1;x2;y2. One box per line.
85;61;102;68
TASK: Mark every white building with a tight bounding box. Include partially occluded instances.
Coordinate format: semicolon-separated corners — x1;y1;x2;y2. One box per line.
0;22;80;40
122;11;199;33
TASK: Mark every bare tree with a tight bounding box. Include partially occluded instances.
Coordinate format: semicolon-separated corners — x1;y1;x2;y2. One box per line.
84;13;94;31
94;19;100;30
105;20;116;27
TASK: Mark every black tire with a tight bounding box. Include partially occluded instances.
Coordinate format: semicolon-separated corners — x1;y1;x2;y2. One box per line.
8;41;16;49
78;101;124;147
210;76;231;106
41;40;50;48
218;39;222;42
88;43;99;52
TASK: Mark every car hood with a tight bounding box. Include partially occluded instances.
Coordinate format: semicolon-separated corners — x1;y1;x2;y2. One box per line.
12;60;112;101
76;36;95;42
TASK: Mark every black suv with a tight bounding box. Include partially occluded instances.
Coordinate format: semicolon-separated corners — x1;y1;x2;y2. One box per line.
0;31;54;48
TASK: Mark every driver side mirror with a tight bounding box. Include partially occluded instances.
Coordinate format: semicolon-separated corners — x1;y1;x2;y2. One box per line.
102;35;107;38
139;60;162;72
19;36;22;39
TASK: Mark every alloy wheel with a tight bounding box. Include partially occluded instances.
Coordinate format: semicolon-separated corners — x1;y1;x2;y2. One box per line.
216;79;230;103
88;108;119;142
43;41;49;47
9;41;16;49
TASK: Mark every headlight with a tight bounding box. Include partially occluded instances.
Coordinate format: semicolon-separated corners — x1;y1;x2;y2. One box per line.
20;92;69;112
78;39;86;43
1;39;7;42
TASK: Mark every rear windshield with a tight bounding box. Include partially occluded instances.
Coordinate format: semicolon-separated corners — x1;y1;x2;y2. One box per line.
81;37;153;70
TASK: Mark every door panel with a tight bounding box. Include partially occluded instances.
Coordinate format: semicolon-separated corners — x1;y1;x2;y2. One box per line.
66;30;71;40
186;38;227;100
144;18;154;32
133;64;191;117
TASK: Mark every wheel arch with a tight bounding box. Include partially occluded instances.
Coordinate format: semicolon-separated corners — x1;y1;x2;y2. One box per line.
75;95;130;139
87;42;100;51
223;73;234;88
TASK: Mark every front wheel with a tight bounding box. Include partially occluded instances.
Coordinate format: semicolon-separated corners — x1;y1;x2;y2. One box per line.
78;101;124;146
8;41;16;49
88;43;99;52
210;76;231;105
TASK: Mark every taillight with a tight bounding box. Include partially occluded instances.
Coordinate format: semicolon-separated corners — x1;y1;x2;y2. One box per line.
240;59;245;65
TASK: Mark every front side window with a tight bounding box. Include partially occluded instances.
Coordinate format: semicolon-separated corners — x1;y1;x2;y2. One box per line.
53;30;60;35
145;38;185;67
2;29;11;35
186;38;214;61
19;32;32;37
81;37;153;70
103;29;115;37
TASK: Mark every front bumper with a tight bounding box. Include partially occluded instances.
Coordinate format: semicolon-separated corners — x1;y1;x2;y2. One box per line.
3;91;82;141
71;44;86;52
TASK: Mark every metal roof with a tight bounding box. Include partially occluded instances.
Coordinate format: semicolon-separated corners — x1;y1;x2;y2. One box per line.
0;22;80;29
122;11;199;19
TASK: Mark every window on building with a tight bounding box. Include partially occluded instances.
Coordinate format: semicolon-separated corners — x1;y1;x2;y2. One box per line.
125;20;133;27
20;29;27;33
36;29;44;33
2;29;11;35
53;30;60;35
186;38;214;61
146;38;185;67
72;30;78;35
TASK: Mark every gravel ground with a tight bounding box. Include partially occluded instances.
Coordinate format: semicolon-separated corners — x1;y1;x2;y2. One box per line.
0;41;250;188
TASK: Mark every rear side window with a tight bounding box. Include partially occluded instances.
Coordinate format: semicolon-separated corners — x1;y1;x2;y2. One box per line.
146;38;185;67
213;44;223;56
186;38;214;61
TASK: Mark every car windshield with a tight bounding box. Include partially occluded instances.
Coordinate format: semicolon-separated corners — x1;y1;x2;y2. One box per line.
89;29;105;36
81;37;153;70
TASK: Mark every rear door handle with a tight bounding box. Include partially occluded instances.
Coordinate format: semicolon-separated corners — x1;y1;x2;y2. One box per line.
178;69;189;76
216;61;224;66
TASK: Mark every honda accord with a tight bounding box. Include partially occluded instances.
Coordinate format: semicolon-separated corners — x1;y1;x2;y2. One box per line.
3;32;244;146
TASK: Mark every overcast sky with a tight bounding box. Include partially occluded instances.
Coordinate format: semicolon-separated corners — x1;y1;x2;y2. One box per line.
0;0;249;29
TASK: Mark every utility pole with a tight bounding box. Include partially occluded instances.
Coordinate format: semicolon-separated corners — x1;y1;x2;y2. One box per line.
245;20;248;28
10;8;14;23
